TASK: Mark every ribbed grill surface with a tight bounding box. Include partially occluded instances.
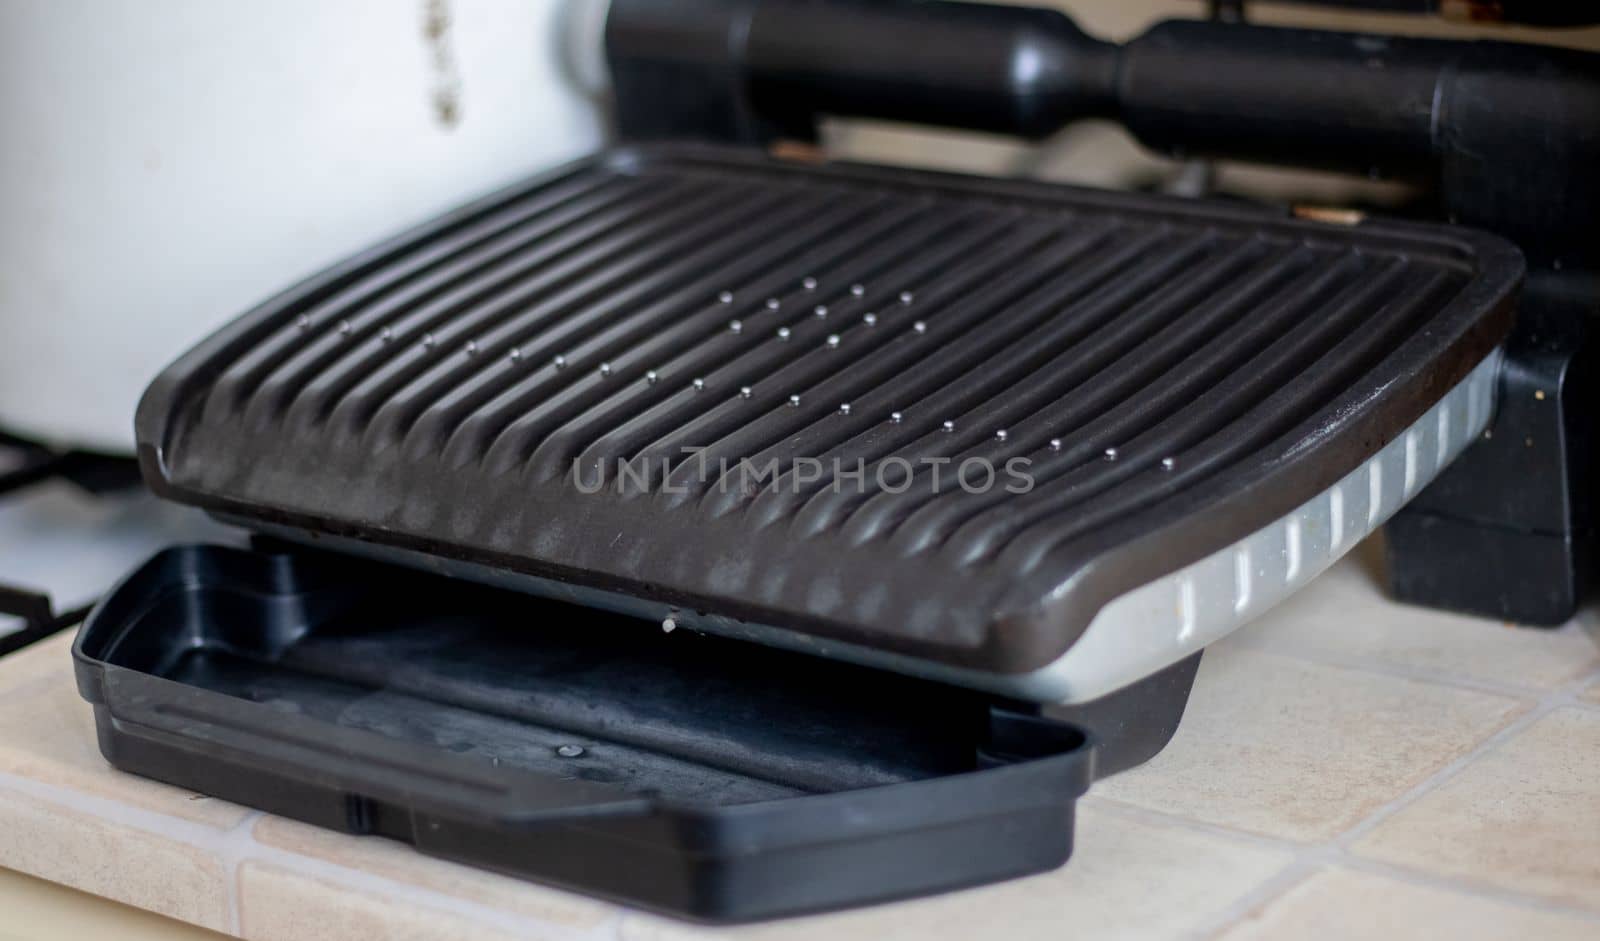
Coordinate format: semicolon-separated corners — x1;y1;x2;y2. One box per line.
141;146;1519;674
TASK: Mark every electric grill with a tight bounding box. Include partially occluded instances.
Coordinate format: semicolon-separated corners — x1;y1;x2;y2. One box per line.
73;0;1598;922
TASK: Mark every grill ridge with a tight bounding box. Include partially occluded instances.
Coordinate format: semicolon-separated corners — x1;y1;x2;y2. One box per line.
284;176;702;431
423;194;898;470
863;245;1352;556
914;258;1401;566
852;241;1327;555
247;175;709;432
478;195;959;479
202;168;632;424
391;183;847;463
742;222;1130;529
751;222;1183;527
812;233;1235;544
562;203;985;480
474;202;935;477
682;220;1072;513
988;263;1462;575
516;208;1048;488
311;178;785;444
647;213;1053;500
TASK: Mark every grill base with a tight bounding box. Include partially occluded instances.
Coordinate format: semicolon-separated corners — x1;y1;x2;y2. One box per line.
138;145;1521;682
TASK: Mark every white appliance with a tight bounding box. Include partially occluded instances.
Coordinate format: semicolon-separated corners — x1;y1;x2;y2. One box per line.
0;0;604;452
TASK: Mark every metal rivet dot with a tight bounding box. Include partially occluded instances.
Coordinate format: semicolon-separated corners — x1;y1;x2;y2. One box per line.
556;744;586;758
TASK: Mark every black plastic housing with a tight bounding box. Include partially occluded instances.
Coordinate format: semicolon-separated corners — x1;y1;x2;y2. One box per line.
607;0;1600;266
73;543;1096;922
1386;271;1599;623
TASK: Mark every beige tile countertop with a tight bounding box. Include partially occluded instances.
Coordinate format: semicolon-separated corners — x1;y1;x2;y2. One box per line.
1;542;1598;940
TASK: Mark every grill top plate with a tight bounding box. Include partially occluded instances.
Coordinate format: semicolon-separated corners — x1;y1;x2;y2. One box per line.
137;145;1520;675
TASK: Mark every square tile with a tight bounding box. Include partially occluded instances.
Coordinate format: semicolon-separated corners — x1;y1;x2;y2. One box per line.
252;816;610;931
620;803;1291;941
1094;648;1526;841
0;670;252;830
1219;867;1600;940
0;631;75;702
1223;549;1600;691
0;788;229;931
1353;708;1600;910
236;863;526;941
0;866;227;941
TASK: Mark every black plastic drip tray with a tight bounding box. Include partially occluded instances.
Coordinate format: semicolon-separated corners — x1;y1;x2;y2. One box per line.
74;544;1094;921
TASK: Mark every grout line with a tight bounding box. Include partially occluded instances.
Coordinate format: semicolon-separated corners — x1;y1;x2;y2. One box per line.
1328;666;1600;851
218;811;264;937
0;768;246;850
0;770;614;941
1094;660;1600;933
1221;632;1593;702
1326;700;1548;849
235;813;628;941
1091;784;1600;928
1082;798;1339;940
235;839;610;941
0;769;245;934
1336;856;1600;925
1080;800;1335;939
212;809;262;934
1081;796;1307;855
1191;860;1322;941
